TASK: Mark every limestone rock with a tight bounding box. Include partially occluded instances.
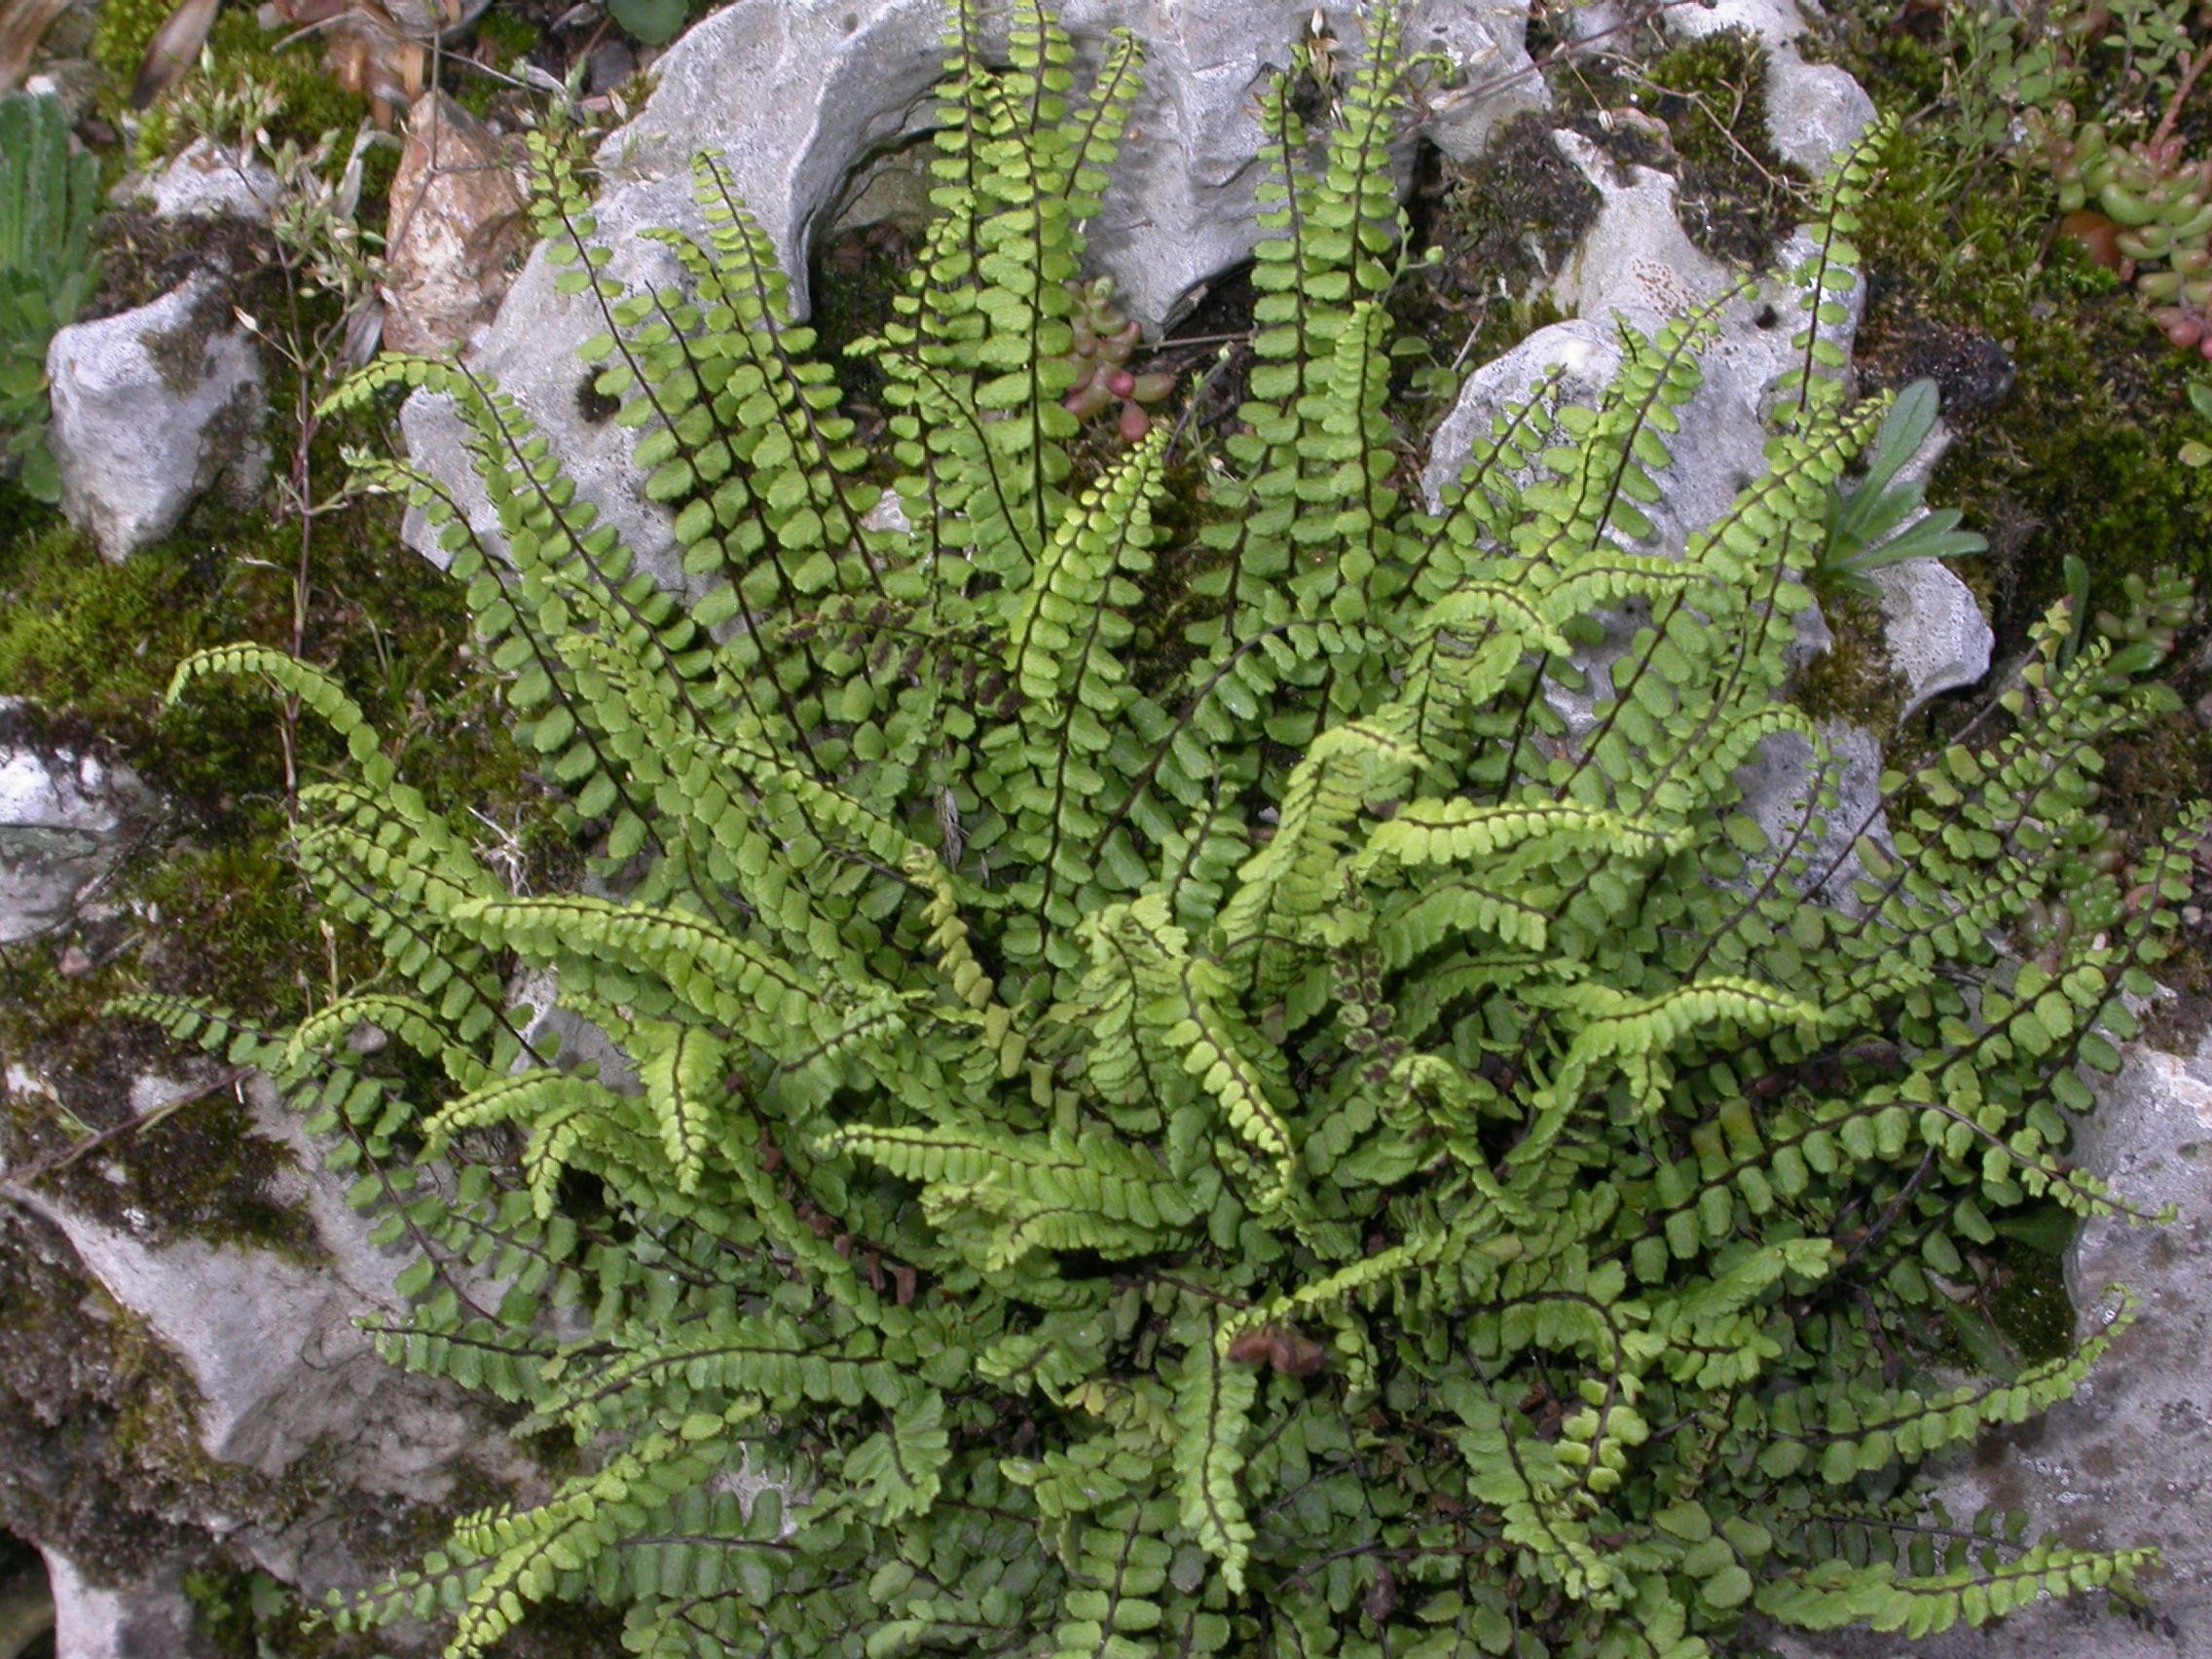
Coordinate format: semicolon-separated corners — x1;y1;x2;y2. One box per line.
1422;137;1866;573
1395;0;1548;164
119;136;282;224
379;92;530;356
1759;1031;2212;1659
1540;137;1862;556
510;964;639;1094
1419;129;1893;896
46;277;268;562
1420;316;1623;516
1866;555;1993;718
5;1068;507;1493
0;1057;533;1615
38;1548;197;1659
596;0;1531;332
397;0;1540;589
1734;718;1894;910
1860;416;1995;717
0;703;154;944
1548;128;1737;336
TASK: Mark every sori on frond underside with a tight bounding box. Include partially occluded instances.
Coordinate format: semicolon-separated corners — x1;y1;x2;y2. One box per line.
127;4;2200;1656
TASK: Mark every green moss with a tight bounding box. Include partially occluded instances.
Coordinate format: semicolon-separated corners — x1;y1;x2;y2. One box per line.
1395;114;1590;387
1634;29;1811;268
43;1088;321;1261
111;11;374;160
1791;589;1907;730
0;516;290;809
0;358;538;1054
1984;1240;2076;1366
0;517;225;715
1825;50;2212;637
474;10;541;62
91;0;176;95
1813;20;2212;988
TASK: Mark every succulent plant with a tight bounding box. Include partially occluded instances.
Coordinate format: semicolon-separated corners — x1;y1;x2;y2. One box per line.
1055;275;1176;441
2028;101;2212;354
0;90;99;502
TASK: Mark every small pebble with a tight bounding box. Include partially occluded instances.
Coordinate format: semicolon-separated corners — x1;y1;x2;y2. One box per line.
57;945;93;978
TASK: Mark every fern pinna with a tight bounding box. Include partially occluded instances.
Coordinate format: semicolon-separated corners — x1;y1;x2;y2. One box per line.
129;5;2197;1656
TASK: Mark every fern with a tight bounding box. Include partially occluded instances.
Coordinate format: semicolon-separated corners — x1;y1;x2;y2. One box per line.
131;7;2200;1657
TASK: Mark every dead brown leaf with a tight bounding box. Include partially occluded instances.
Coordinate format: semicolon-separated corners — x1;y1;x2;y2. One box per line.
0;0;69;95
319;0;426;129
131;0;220;109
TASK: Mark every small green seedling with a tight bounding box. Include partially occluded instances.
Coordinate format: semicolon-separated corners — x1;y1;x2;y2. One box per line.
2180;379;2212;466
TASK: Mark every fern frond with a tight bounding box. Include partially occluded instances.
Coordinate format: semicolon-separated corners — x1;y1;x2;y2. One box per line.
1172;1328;1256;1594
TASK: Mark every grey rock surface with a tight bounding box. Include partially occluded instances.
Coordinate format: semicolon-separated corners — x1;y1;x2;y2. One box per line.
1397;0;1549;165
119;137;282;224
510;964;639;1093
1419;121;1899;899
399;0;1540;588
1866;555;1993;718
1420;315;1623;516
46;278;269;562
0;703;153;943
1419;137;1865;645
1759;1030;2212;1659
1538;135;1872;558
0;1060;531;1615
1431;129;1868;552
1861;417;1996;717
1548;127;1737;337
3;1067;510;1497
1736;717;1893;909
38;1548;198;1659
598;0;1534;331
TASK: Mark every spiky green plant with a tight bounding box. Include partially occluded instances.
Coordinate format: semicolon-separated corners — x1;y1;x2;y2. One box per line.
1815;378;1987;599
129;5;2196;1656
0;91;98;503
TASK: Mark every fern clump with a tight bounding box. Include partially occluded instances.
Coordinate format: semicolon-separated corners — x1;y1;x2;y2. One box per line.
133;4;2198;1656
